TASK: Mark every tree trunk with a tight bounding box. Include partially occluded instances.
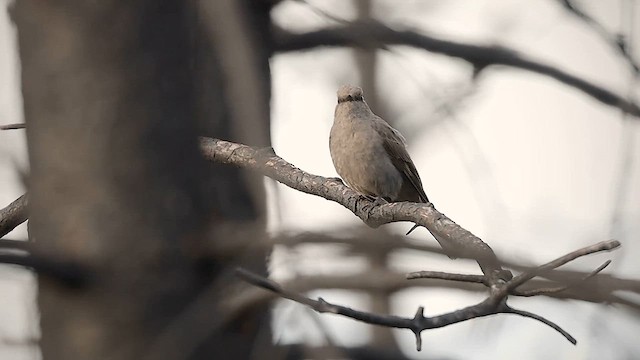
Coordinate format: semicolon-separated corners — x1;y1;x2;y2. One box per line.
13;1;273;359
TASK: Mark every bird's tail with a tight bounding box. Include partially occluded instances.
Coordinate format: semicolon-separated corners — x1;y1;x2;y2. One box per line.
405;224;419;235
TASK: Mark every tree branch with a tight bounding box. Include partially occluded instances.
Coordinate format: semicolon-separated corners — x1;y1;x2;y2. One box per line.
222;267;640;325
0;123;26;130
0;193;28;238
270;231;639;295
505;240;620;292
236;239;618;350
503;306;576;344
406;270;487;285
6;189;625;300
235;267;572;350
558;0;640;74
514;260;611;297
0;253;91;288
199;137;508;280
273;20;640;117
0;238;31;252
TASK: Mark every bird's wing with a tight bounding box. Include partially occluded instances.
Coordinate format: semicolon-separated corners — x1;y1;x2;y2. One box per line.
376;118;429;203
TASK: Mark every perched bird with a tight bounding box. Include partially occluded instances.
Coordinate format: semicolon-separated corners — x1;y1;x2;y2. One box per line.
329;84;436;238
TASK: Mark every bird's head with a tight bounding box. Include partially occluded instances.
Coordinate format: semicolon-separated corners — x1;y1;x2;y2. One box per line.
337;85;364;103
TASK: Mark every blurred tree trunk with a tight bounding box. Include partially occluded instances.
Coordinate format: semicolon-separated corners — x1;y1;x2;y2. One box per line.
13;1;273;359
354;0;398;350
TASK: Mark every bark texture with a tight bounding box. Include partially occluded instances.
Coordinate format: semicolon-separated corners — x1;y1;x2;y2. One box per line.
13;1;273;359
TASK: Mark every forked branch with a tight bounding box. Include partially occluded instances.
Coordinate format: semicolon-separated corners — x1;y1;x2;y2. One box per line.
199;137;509;281
236;240;619;350
0;193;28;238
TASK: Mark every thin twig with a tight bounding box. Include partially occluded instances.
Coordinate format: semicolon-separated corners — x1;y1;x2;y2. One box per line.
0;238;30;252
558;0;640;74
235;266;576;350
268;232;640;299
0;253;91;288
406;270;487;285
0;194;29;238
237;238;620;349
506;240;620;292
0;123;26;130
199;137;508;280
503;306;576;344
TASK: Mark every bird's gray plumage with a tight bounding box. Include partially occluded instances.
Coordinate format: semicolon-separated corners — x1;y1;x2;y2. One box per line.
330;84;429;204
330;84;448;242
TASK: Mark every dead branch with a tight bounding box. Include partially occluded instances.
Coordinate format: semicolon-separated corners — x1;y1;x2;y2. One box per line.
505;240;620;292
0;193;28;238
1;186;634;309
0;252;91;287
273;20;640;117
199;137;509;281
406;270;487;284
514;260;611;297
268;232;639;306
236;266;575;350
236;239;619;350
558;0;639;74
0;123;26;130
0;238;31;252
222;264;639;316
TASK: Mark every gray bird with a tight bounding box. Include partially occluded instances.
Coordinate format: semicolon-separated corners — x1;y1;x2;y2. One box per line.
329;84;436;238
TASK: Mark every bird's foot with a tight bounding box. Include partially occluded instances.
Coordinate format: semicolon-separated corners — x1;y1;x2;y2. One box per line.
371;196;390;207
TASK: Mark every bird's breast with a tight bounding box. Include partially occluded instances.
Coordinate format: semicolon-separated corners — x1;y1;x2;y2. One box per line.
330;119;403;200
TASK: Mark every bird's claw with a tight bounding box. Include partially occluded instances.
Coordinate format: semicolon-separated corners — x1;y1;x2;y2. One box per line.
372;196;389;207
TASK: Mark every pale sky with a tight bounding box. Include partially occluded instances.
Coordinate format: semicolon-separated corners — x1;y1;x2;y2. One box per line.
268;1;640;359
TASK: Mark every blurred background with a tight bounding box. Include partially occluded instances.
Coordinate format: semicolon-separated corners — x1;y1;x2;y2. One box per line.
1;0;639;359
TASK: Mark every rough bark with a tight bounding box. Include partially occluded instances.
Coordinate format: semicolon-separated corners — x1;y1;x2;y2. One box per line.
13;1;273;359
0;193;27;238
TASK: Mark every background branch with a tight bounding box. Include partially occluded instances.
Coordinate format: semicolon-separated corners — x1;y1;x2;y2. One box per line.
0;252;90;287
558;0;640;74
0;193;28;238
506;240;620;292
2;181;635;310
514;260;611;297
236;239;618;350
0;123;26;130
0;238;30;251
406;270;487;284
273;20;640;117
